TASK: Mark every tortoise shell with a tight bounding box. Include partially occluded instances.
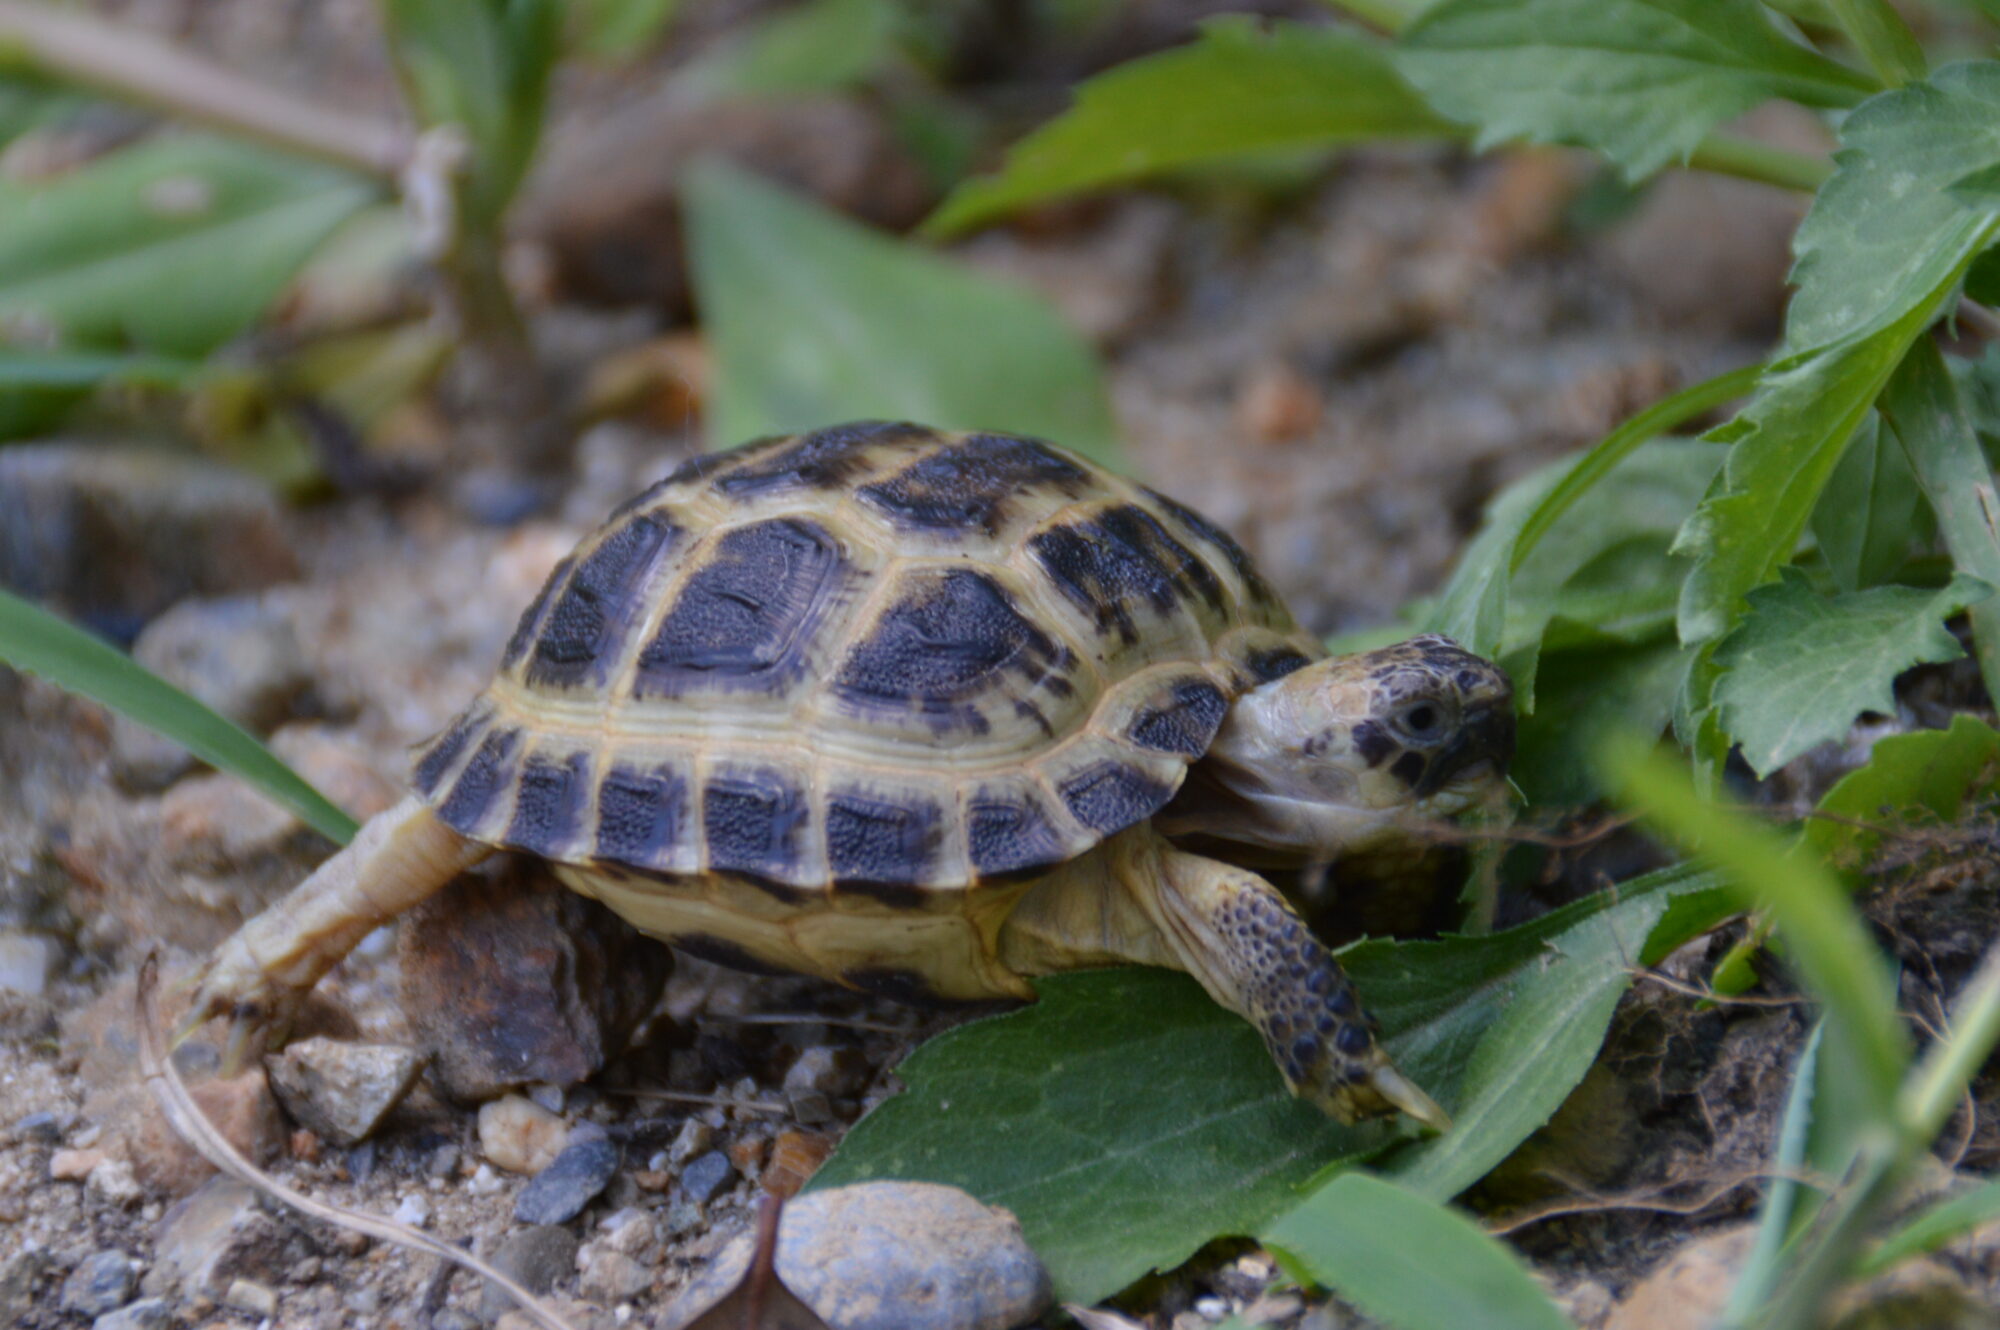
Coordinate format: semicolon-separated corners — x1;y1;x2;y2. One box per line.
410;422;1322;900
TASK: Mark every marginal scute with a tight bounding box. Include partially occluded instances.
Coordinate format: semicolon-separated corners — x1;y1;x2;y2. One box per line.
437;727;522;834
826;791;940;888
527;512;678;688
702;768;811;884
413;703;492;798
1127;678;1229;756
594;762;689;870
1058;759;1177;834
509;750;591;856
966;788;1070;880
634;517;845;697
856;432;1092;534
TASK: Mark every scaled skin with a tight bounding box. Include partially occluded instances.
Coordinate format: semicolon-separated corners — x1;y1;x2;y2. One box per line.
181;634;1511;1128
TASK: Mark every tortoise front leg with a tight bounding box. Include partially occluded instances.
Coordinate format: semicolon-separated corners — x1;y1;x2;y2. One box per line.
177;795;491;1066
1001;827;1448;1130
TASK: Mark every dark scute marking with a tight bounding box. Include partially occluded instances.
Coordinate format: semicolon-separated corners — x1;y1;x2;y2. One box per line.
595;764;688;869
507;751;591;856
1390;750;1428;788
1335;1022;1372;1056
1143;486;1281;606
857;433;1091;533
1245;646;1311;684
527;514;677;687
832;570;1066;719
715;421;932;497
827;792;939;888
1060;760;1175;834
703;770;809;882
636;518;842;695
967;793;1068;879
413;705;488;798
1128;678;1229;756
500;556;570;670
674;933;793;977
1352;720;1395;768
437;728;522;831
843;967;946;1006
1030;504;1222;643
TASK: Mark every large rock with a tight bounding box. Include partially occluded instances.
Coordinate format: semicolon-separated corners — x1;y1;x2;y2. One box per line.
399;860;672;1101
662;1183;1052;1330
0;442;297;639
266;1037;426;1146
153;1177;313;1297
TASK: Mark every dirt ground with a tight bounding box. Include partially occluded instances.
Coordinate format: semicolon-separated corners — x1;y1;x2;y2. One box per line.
5;4;2000;1329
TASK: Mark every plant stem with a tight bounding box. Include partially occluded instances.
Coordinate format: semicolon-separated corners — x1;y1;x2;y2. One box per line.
1898;940;2000;1146
1824;0;1929;88
1317;0;1416;35
1686;133;1834;193
0;1;406;178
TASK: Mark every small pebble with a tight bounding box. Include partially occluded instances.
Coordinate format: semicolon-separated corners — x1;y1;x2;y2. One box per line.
433;1311;480;1330
480;1095;570;1175
668;1118;712;1164
10;1110;65;1143
468;1162;506;1195
527;1082;566;1113
223;1279;278;1316
61;1250;136;1316
87;1158;143;1207
480;1226;579;1322
579;1245;652;1303
393;1194;431;1228
49;1147;105;1181
514;1129;620;1225
680;1150;736;1206
266;1038;426;1146
92;1297;172;1330
1193;1297;1228;1319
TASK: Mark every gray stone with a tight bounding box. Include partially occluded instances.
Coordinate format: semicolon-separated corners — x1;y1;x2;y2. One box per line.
266;1037;426;1146
61;1249;136;1316
479;1225;579;1322
0;441;298;635
0;930;60;995
93;1297;173;1330
577;1245;652;1304
513;1129;619;1226
680;1150;735;1206
0;1248;50;1321
154;1176;311;1296
111;593;312;788
661;1182;1051;1330
9;1109;66;1141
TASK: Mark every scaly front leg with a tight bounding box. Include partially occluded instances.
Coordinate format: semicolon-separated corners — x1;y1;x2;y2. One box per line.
177;795;491;1066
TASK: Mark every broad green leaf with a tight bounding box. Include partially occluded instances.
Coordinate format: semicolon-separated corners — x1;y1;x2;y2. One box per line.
1711;568;1991;776
1397;0;1873;182
684;161;1119;461
812;864;1728;1301
1264;1174;1570;1330
0;73;84;151
1804;714;2000;866
570;0;680;57
0;136;376;357
0;587;358;845
685;0;900;99
1880;338;2000;709
1603;736;1910;1118
924;19;1450;237
1857;1181;2000;1276
1512;637;1690;805
0;348;196;440
1789;62;2000;351
380;0;559;229
1809;415;1930;593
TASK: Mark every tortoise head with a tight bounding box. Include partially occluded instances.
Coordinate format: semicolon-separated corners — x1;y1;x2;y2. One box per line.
1172;635;1514;860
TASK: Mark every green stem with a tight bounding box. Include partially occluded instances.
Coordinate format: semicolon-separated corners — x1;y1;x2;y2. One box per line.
1317;0;1416;35
1685;134;1834;193
1898;940;2000;1146
1824;0;1928;88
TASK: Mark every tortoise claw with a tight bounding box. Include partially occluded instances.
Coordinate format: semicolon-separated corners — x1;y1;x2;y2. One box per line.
172;938;299;1074
1365;1062;1451;1134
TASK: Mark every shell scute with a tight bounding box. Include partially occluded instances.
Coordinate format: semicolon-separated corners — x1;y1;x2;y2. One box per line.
701;767;812;888
508;750;591;858
714;421;932;498
594;762;691;871
525;511;679;689
825;788;943;889
854;432;1093;535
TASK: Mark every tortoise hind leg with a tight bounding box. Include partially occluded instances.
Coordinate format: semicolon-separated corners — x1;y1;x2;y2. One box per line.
177;795;491;1067
998;826;1447;1130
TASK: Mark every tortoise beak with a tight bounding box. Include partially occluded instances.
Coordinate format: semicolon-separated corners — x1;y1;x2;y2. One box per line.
1416;701;1515;796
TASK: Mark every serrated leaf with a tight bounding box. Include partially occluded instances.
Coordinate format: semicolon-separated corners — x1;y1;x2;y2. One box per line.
1512;637;1691;805
0;587;358;845
1264;1174;1570;1330
1711;567;1990;776
684;160;1119;462
1804;713;2000;866
0;136;376;357
1809;415;1930;592
1789;62;2000;350
924;19;1450;237
1397;0;1872;181
812;864;1728;1302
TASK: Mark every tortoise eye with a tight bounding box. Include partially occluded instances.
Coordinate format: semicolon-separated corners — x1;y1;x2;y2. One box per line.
1396;702;1444;740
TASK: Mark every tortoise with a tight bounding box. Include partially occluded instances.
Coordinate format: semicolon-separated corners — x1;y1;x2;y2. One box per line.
180;421;1514;1128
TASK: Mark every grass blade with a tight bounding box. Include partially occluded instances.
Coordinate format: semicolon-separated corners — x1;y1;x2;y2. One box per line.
0;587;358;845
1856;1180;2000;1277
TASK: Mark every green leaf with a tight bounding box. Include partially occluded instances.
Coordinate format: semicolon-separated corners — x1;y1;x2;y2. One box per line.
380;0;559;229
1396;0;1873;182
569;0;680;57
1879;337;2000;710
0;135;376;357
1720;1022;1827;1324
0;587;358;846
1264;1174;1570;1330
812;864;1729;1301
684;160;1119;462
685;0;901;99
1602;735;1910;1119
1804;714;2000;866
1858;1181;2000;1277
0;348;197;440
1711;568;1991;776
924;19;1450;237
1809;415;1931;592
1512;638;1690;805
1788;62;2000;351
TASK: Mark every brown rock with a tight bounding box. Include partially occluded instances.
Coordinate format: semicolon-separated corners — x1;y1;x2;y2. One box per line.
266;1038;426;1146
399;860;672;1101
478;1094;570;1176
520;95;932;312
1235;363;1325;444
154;1177;313;1298
578;1244;654;1304
1606;1226;1754;1330
128;1070;287;1195
765;1130;835;1199
49;1146;107;1181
